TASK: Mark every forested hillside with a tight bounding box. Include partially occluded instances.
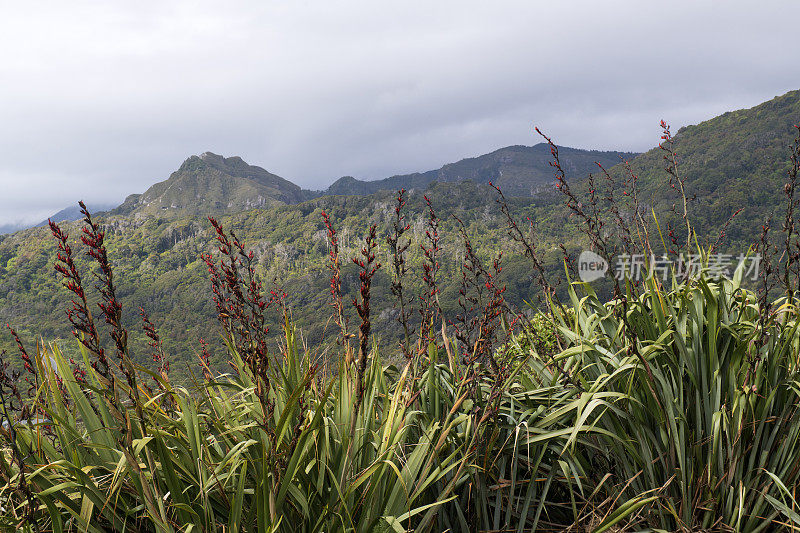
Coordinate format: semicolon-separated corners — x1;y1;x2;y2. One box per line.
617;89;800;247
1;89;799;377
0;182;573;375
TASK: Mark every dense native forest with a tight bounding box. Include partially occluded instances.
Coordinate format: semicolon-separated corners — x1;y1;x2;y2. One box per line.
0;89;800;531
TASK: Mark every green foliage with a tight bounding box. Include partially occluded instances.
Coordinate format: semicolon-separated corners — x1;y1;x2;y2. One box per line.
0;319;600;531
538;269;800;531
615;89;800;248
0;183;577;377
503;311;563;360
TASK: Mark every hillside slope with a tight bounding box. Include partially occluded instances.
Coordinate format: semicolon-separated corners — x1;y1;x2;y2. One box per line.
0;183;569;376
623;89;800;244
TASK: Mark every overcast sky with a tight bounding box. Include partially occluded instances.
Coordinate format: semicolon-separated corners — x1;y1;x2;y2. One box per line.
1;1;798;226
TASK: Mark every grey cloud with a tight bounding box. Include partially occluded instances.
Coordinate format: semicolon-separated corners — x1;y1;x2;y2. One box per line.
1;0;798;224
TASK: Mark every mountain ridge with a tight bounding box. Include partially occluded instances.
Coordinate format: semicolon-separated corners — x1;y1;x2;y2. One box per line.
324;143;640;196
110;151;307;219
95;144;640;220
36;202;118;227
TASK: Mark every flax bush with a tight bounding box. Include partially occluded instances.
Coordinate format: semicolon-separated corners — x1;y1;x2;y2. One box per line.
0;317;613;532
540;266;800;531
